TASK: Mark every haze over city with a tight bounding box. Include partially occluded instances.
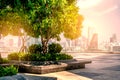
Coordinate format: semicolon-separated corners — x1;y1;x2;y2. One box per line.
77;0;120;43
1;0;120;52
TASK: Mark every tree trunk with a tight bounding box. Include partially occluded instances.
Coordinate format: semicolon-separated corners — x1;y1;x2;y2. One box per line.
19;36;27;52
41;38;49;54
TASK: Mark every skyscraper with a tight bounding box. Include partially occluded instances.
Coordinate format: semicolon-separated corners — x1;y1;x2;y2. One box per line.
89;33;98;49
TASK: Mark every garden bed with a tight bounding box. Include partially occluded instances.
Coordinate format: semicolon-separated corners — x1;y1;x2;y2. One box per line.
0;59;91;74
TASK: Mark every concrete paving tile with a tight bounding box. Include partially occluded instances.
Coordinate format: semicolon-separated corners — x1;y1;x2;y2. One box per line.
20;53;120;80
23;71;92;80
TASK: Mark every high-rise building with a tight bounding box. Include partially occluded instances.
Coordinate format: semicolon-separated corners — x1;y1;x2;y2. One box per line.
110;34;117;43
89;33;98;49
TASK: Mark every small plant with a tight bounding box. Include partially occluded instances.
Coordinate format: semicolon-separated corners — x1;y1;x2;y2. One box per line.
0;58;9;64
18;52;26;61
21;53;31;61
48;43;63;53
28;44;42;54
8;52;26;61
28;53;51;61
0;53;9;64
0;53;2;63
8;52;19;60
0;65;18;77
56;53;73;60
29;53;41;61
0;66;4;77
25;53;73;61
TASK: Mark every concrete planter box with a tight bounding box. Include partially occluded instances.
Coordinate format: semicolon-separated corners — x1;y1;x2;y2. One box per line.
0;60;91;74
18;60;91;74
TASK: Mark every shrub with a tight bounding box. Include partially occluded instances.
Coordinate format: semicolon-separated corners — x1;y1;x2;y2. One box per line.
3;65;18;76
55;53;73;61
0;53;9;64
0;66;4;77
21;53;31;61
22;52;73;61
29;53;41;61
44;53;52;61
48;43;63;53
0;58;9;64
0;65;18;77
27;53;52;61
8;52;19;60
0;54;2;62
8;52;47;61
8;52;26;61
18;52;26;61
28;44;42;54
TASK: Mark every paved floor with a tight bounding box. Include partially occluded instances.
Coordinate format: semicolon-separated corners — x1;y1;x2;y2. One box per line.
69;53;120;80
21;53;120;80
22;53;120;80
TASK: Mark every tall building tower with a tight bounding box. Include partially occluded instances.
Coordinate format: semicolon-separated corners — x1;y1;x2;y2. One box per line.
89;33;98;49
110;34;117;43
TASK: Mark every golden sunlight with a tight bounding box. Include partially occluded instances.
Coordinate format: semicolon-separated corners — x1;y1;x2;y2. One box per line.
77;0;119;43
77;0;103;9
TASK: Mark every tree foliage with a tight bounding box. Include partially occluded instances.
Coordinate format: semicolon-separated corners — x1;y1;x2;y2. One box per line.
0;0;84;53
0;12;24;36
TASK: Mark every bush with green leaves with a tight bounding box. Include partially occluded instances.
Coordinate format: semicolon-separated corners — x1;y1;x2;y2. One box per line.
20;53;31;61
28;44;42;54
23;53;73;61
0;65;18;77
0;54;2;63
8;52;73;62
8;52;19;60
28;53;52;61
48;43;63;53
56;53;73;60
0;66;4;77
8;52;26;61
0;58;9;64
0;54;9;64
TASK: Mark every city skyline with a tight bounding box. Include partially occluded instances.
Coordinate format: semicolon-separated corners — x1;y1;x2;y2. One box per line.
77;0;120;43
1;0;120;51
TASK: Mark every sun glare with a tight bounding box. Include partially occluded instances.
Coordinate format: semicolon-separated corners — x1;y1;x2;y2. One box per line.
77;0;103;9
82;20;97;36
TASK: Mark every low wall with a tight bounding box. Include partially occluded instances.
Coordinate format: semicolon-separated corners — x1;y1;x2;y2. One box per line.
19;60;91;74
0;60;91;74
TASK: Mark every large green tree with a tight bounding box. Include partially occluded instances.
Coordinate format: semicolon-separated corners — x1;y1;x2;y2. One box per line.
0;0;83;54
0;4;30;52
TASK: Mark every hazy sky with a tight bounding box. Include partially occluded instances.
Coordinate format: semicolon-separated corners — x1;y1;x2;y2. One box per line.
77;0;120;43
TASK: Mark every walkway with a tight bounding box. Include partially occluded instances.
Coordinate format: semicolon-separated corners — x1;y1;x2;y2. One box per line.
70;53;120;80
22;53;120;80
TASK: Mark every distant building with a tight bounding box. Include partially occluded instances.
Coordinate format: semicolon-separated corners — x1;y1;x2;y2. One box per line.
110;34;117;43
88;33;98;50
0;34;89;52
